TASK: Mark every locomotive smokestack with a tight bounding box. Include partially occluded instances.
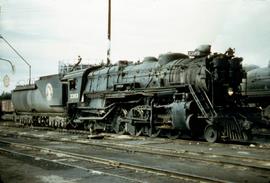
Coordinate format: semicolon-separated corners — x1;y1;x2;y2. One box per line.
107;0;111;65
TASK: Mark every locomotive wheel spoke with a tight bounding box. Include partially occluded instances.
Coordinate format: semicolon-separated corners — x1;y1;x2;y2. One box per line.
127;123;136;136
135;127;144;136
148;128;161;137
114;108;128;135
117;122;126;135
84;122;93;132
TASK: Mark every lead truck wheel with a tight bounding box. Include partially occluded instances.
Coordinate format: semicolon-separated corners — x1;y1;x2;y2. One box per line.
204;125;219;143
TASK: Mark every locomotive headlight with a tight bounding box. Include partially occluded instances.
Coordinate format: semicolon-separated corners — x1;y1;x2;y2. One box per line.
228;88;234;96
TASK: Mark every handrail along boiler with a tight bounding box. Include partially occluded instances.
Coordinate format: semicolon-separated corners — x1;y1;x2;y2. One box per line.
12;45;253;142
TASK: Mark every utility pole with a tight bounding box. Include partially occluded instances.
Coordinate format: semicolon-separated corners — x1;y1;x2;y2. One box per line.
0;35;31;84
107;0;111;65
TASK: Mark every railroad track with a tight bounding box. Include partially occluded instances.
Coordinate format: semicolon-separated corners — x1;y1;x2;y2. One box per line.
0;144;144;183
1;125;270;172
79;140;270;172
0;138;224;183
0;127;270;182
1;128;270;171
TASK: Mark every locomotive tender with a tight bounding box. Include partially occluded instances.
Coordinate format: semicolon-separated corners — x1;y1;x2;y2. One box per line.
12;45;253;142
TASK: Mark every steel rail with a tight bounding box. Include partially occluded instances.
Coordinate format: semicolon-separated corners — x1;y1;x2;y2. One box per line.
0;138;226;183
0;146;144;183
1;124;270;170
1;127;270;170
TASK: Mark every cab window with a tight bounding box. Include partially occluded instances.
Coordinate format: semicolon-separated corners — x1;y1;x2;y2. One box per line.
69;79;77;90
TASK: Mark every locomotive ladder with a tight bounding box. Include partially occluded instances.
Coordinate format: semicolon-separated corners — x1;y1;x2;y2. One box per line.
188;85;208;118
200;89;217;117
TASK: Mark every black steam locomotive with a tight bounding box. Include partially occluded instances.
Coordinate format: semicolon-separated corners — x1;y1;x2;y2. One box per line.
12;45;255;142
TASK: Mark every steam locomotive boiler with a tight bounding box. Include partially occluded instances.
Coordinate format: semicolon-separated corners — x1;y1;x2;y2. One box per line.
12;45;253;142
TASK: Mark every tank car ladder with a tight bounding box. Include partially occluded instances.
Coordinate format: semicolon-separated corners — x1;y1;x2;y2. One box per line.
188;85;216;120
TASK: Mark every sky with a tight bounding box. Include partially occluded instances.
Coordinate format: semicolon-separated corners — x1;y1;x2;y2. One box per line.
0;0;270;93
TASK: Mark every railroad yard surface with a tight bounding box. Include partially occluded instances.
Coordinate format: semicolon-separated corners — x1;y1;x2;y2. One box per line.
0;122;269;183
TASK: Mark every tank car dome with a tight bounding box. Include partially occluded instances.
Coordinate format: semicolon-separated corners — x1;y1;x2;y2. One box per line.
158;53;188;65
142;56;158;62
